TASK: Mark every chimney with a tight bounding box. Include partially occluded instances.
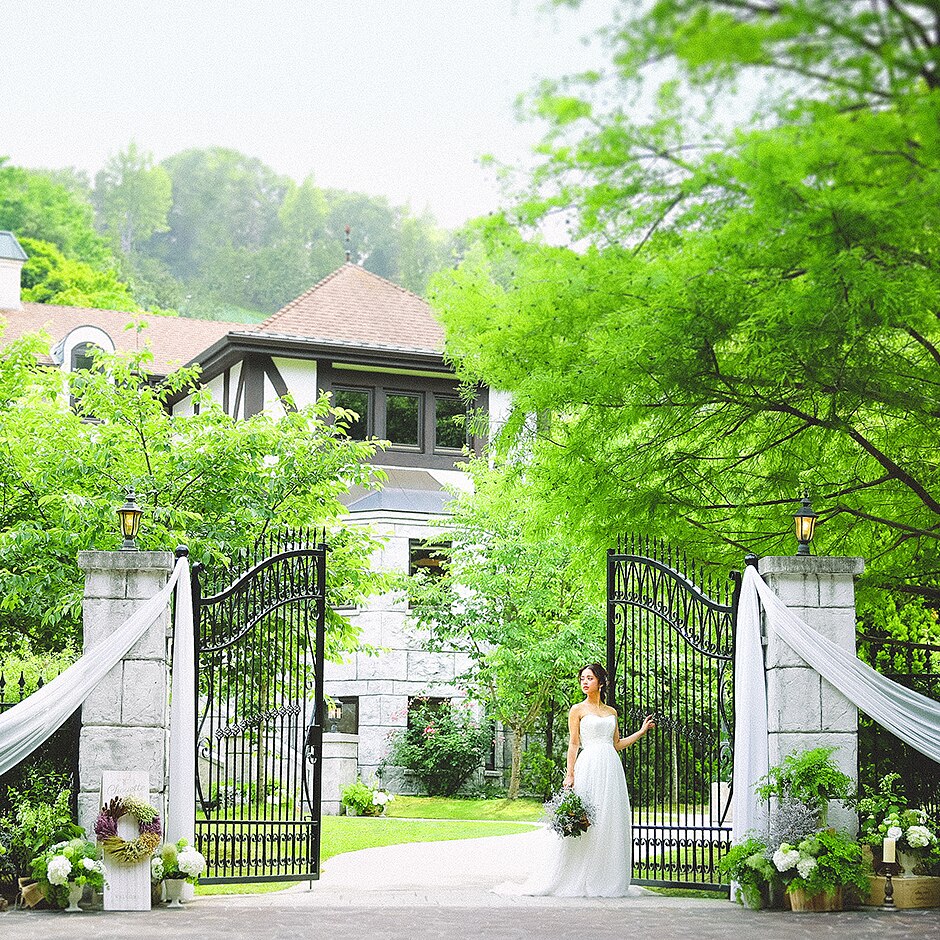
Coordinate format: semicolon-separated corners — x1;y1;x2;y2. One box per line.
0;231;28;310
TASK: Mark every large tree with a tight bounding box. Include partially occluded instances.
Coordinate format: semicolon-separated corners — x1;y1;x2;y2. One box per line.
430;2;940;619
0;335;386;656
93;142;172;257
407;459;602;797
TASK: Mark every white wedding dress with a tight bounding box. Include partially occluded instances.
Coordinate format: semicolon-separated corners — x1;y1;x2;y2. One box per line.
497;713;645;897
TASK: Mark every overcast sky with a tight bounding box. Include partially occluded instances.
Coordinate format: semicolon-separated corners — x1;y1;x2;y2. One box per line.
0;1;616;229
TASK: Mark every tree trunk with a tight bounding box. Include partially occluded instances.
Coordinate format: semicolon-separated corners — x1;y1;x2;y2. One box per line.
544;705;555;802
508;726;524;799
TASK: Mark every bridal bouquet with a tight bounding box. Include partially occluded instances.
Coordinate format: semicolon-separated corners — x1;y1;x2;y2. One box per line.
546;788;593;838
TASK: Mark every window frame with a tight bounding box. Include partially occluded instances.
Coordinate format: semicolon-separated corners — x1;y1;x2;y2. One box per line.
433;394;468;454
332;384;374;440
383;388;424;452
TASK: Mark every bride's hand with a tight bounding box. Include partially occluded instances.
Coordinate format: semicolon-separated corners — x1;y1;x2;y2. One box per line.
640;715;656;736
563;773;574;788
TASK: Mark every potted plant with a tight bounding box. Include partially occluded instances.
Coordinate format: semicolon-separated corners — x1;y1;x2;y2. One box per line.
757;748;865;912
151;839;207;907
718;836;780;909
340;779;394;817
855;774;937;874
30;838;104;912
771;830;868;912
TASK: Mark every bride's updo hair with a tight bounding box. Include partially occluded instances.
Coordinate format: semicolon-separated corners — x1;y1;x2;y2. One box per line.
578;663;609;703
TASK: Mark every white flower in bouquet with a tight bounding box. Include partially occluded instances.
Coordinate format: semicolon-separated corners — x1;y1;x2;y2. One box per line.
796;856;817;879
177;848;207;879
151;856;165;881
887;825;903;840
81;858;102;874
907;825;933;849
772;845;800;873
46;855;73;886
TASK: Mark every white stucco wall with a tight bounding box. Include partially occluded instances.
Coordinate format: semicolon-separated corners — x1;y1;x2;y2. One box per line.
0;258;24;310
272;357;319;410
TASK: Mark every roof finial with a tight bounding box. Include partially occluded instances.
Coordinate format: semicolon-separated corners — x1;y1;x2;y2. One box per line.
344;225;351;263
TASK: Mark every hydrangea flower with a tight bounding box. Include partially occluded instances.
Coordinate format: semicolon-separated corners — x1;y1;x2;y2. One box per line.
372;792;389;806
177;848;207;878
887;825;903;840
772;845;800;872
796;856;817;879
46;855;72;886
907;825;933;848
151;857;165;881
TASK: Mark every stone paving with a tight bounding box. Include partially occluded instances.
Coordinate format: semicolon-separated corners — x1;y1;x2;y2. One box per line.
2;830;937;939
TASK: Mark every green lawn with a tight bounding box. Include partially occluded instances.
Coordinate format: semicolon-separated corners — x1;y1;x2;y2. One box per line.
196;798;539;895
386;795;544;822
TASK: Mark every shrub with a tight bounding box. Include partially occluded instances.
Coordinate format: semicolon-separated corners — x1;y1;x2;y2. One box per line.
520;746;563;800
718;836;777;908
340;779;392;816
0;787;82;882
384;699;491;797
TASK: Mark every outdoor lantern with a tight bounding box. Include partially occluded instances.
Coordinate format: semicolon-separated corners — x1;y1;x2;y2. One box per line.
793;494;818;556
117;488;144;551
327;702;342;734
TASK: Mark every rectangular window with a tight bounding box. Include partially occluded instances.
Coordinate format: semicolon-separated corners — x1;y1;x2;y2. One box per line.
386;392;421;448
409;540;450;578
434;396;467;452
332;386;371;440
326;696;359;735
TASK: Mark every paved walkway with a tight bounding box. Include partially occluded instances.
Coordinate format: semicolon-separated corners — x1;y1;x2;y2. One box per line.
3;830;938;939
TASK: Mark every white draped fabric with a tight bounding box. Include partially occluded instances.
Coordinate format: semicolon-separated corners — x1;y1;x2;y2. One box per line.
166;562;196;845
733;565;940;843
0;554;196;864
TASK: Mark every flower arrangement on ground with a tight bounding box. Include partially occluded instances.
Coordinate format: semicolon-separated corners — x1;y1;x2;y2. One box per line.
717;836;777;909
725;748;866;911
151;839;207;884
340;778;394;817
30;839;104;909
855;773;937;873
545;788;593;839
770;830;868;901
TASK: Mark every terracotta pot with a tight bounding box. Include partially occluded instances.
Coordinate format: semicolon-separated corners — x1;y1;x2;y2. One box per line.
788;885;843;912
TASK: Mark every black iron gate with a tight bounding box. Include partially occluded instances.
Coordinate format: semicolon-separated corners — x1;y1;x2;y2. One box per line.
607;537;742;890
192;529;326;883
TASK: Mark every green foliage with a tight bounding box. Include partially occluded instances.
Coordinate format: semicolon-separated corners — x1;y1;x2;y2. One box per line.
0;788;82;882
406;457;603;797
339;779;392;817
776;830;869;899
93;142;172;257
432;2;940;613
19;236;142;311
756;748;853;826
384;699;491;797
0;158;111;266
718;836;776;909
520;745;563;800
0;339;386;653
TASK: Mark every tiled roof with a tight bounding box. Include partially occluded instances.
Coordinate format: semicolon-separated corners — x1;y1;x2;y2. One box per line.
0;231;28;262
0;302;256;375
259;263;444;354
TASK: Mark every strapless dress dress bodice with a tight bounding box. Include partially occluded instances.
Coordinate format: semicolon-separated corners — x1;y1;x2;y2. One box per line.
579;712;616;748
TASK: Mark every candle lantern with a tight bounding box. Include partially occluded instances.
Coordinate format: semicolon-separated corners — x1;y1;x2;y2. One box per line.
793;494;818;556
117;488;144;551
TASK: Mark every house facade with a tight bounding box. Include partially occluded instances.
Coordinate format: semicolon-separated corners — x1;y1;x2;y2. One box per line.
0;231;510;791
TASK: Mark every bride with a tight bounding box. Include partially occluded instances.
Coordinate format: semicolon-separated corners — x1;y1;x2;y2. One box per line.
498;663;654;897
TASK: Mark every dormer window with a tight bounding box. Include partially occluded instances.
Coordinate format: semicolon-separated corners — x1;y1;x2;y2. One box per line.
71;342;100;373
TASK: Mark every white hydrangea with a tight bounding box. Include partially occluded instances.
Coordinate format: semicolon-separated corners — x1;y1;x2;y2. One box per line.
796;856;817;879
177;848;207;878
887;826;903;840
81;858;99;872
151;857;165;881
907;826;933;848
372;792;389;806
46;855;72;886
773;846;800;873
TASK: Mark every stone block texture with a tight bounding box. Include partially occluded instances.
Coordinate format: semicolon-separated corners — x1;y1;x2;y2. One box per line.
77;552;174;825
759;556;863;838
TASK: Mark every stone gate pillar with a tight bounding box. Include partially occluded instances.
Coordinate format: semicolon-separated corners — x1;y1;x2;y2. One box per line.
76;551;175;835
758;555;864;834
